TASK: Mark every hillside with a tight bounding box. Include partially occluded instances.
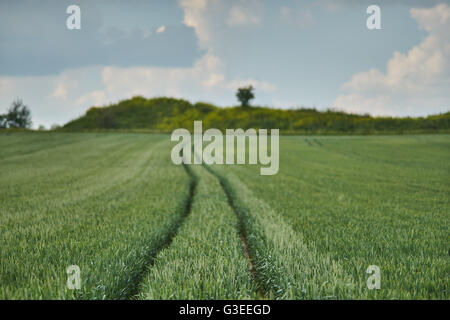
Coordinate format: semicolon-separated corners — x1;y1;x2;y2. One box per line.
63;96;450;134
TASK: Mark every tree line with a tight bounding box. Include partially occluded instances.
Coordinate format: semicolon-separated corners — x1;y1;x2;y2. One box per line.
2;89;449;134
63;96;450;134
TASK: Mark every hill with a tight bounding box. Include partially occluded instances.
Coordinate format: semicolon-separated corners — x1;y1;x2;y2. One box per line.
63;96;450;134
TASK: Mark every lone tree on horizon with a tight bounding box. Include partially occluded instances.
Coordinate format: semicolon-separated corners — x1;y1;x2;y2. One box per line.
0;99;32;129
236;85;254;107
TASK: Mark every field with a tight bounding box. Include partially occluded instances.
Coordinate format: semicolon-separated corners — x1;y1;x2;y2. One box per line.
0;132;448;299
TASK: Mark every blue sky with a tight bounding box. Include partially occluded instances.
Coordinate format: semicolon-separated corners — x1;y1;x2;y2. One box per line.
0;0;449;128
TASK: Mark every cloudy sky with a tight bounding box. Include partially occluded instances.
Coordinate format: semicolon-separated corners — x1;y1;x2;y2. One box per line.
0;0;449;128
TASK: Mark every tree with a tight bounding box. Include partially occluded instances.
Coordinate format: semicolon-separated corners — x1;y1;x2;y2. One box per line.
4;99;32;128
97;109;117;129
236;85;255;107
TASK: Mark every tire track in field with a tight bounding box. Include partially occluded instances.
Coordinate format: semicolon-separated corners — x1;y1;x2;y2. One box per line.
126;163;198;299
201;164;357;299
311;138;323;146
304;137;323;147
200;163;266;299
304;138;313;147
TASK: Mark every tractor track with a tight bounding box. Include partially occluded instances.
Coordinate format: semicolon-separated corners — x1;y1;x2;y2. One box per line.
129;153;265;299
127;163;198;299
200;163;267;299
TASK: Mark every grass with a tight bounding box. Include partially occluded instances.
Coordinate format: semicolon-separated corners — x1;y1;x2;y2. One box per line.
209;166;356;299
137;165;256;299
0;132;448;299
213;135;449;299
0;133;191;299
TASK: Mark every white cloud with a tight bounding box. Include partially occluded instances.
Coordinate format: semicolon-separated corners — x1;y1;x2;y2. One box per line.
50;76;78;101
156;25;166;34
279;6;314;28
203;73;225;87
227;3;262;27
225;78;276;93
315;0;341;12
99;53;222;99
0;67;104;128
179;0;264;49
179;0;211;49
86;52;275;104
315;0;444;11
77;90;107;107
50;83;68;100
333;3;450;116
0;79;13;95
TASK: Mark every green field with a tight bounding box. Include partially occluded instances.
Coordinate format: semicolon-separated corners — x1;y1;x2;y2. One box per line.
0;132;448;299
